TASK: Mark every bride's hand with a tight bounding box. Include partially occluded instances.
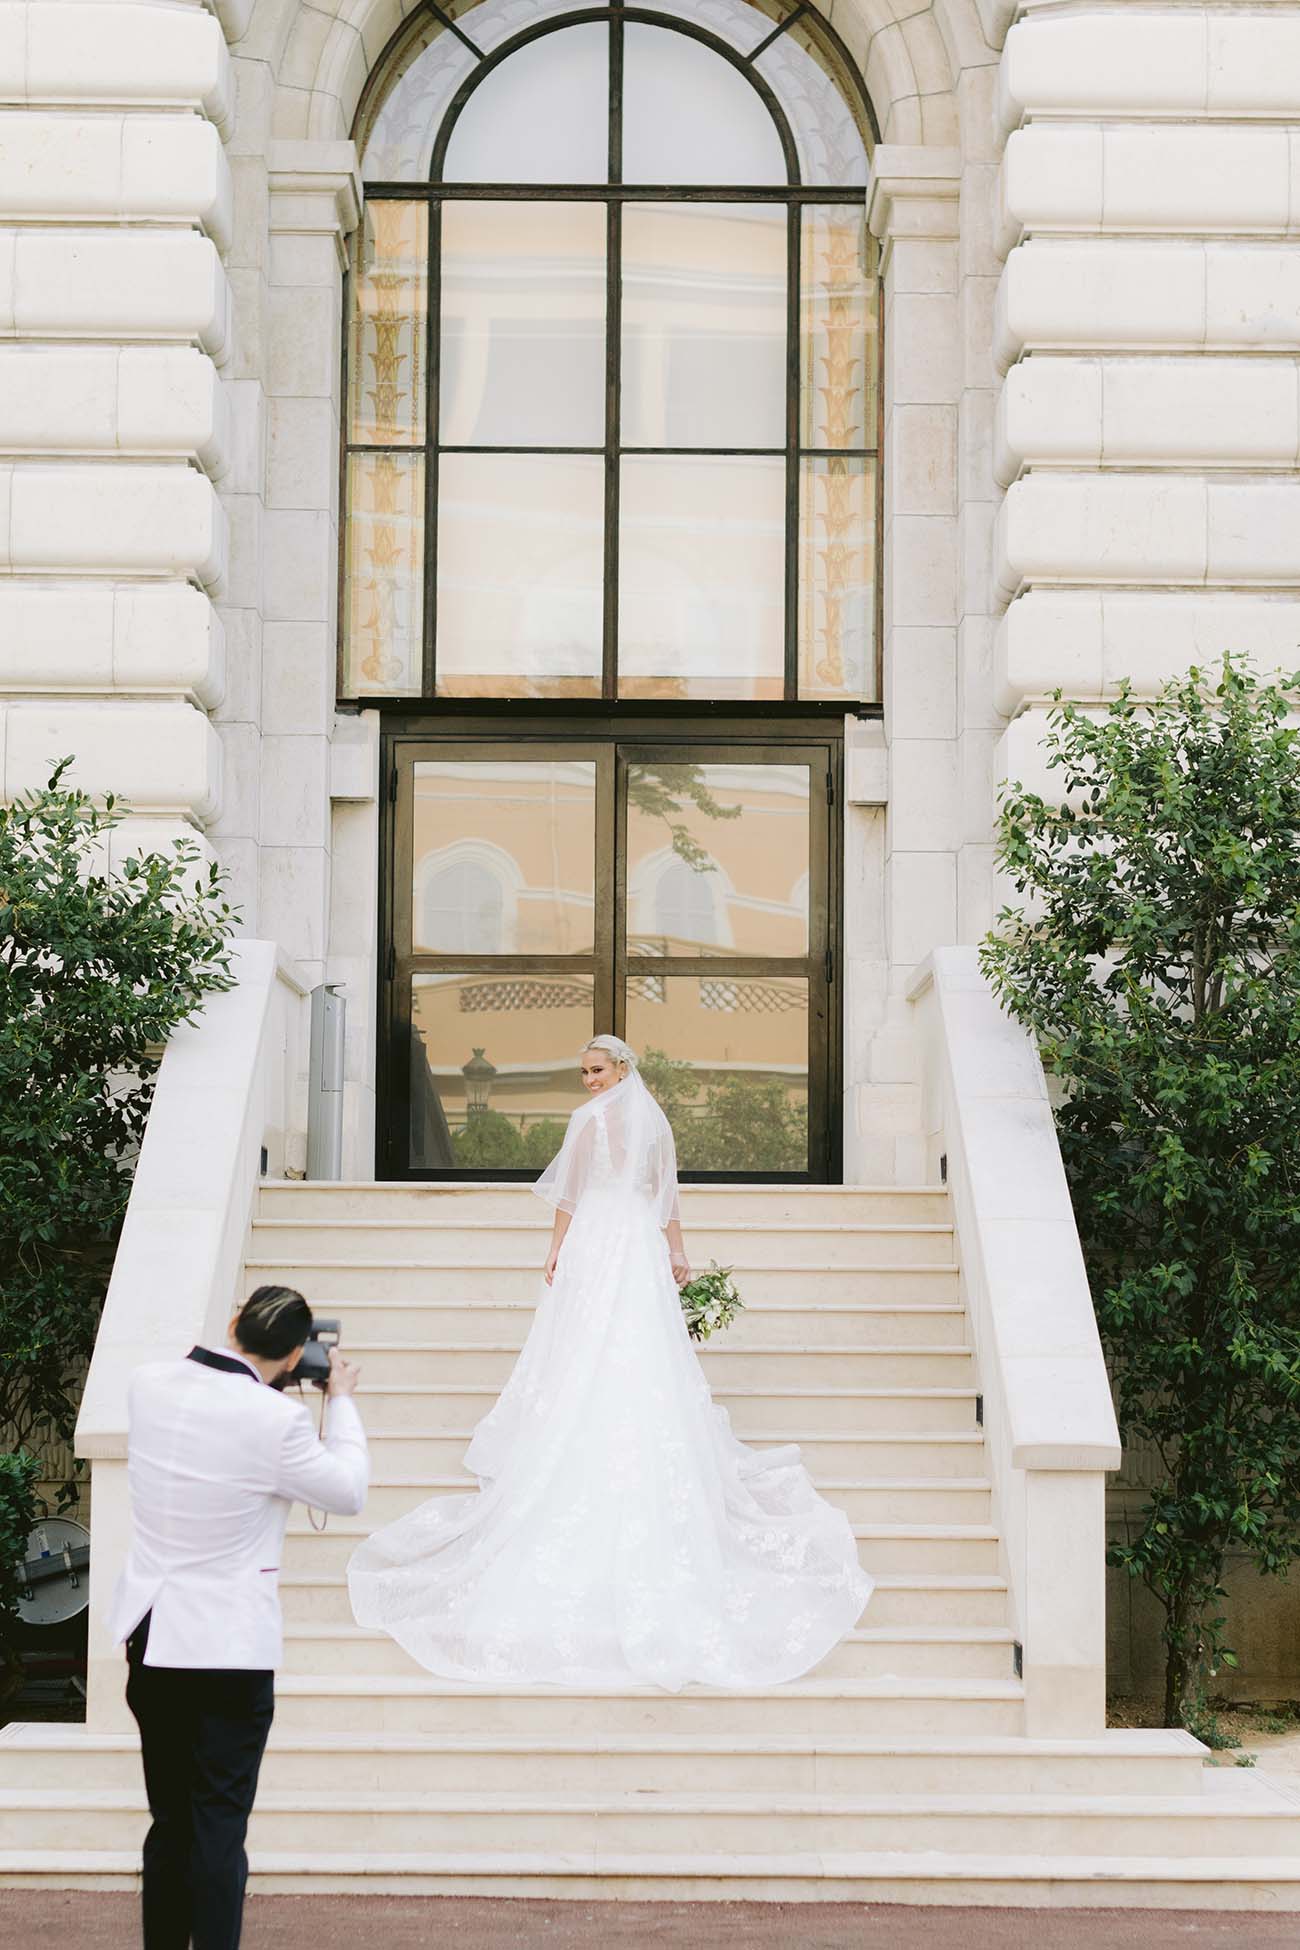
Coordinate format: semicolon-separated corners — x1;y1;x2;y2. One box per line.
671;1255;691;1289
544;1247;559;1286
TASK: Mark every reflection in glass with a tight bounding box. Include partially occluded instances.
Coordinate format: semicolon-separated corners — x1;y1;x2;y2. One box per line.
436;452;603;695
627;763;809;957
800;208;877;450
411;971;593;1167
755;20;870;189
627;976;809;1173
343;452;424;696
618;455;784;699
798;455;875;701
441;24;609;184
441;202;606;448
412;760;596;955
621;204;786;451
348;201;428;447
622;24;787;187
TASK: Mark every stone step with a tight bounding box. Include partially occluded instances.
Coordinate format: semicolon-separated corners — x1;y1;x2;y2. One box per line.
283;1519;997;1578
357;1428;990;1479
278;1623;1019;1683
287;1296;967;1349
343;1385;981;1437
336;1342;976;1391
5;1847;1299;1906
247;1262;959;1304
9;1785;1299;1861
352;1476;994;1528
257;1184;954;1226
3;1725;1206;1801
277;1571;1011;1631
251;1219;957;1271
248;1675;1030;1738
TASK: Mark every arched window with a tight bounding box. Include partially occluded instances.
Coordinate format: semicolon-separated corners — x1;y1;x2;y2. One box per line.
654;858;725;953
422;859;505;955
343;1;878;705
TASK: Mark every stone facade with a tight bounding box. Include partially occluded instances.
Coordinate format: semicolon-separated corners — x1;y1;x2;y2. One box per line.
3;0;1299;1690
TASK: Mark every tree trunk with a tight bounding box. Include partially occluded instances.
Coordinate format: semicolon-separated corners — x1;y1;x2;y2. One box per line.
1163;1583;1206;1726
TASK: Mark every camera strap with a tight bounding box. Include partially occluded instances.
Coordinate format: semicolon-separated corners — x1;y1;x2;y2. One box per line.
187;1346;261;1382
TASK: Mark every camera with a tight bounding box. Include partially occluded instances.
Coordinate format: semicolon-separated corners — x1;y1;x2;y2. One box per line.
280;1317;341;1391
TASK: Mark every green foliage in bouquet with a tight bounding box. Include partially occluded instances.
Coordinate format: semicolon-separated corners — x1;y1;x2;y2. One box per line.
679;1261;744;1342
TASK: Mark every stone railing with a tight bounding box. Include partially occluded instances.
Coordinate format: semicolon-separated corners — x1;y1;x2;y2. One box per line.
908;947;1120;1737
75;939;310;1724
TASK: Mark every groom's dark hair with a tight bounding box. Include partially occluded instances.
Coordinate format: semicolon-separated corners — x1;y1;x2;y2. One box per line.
236;1285;313;1359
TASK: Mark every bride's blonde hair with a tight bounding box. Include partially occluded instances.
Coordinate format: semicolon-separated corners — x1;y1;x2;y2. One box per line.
582;1034;639;1074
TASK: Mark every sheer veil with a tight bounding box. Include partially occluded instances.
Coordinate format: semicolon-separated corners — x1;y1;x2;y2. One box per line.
534;1064;681;1229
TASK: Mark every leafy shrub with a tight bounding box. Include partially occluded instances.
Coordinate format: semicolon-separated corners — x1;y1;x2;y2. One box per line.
0;1451;41;1697
0;765;235;1496
983;662;1300;1724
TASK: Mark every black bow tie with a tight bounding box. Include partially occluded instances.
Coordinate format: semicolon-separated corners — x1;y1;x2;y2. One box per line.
187;1346;261;1382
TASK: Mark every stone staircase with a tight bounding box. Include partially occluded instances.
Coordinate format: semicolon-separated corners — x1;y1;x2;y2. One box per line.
4;1180;1300;1906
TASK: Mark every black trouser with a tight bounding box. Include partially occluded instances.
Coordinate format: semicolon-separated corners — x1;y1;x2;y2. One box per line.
125;1613;274;1950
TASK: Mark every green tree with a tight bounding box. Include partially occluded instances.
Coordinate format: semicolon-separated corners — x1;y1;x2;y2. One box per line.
0;1451;40;1698
981;663;1300;1725
640;1046;806;1173
0;764;235;1492
627;765;741;873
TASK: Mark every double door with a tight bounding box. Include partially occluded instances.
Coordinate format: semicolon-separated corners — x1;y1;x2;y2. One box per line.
381;732;839;1181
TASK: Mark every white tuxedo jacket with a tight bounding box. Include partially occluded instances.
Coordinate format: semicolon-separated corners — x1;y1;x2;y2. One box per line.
110;1347;369;1670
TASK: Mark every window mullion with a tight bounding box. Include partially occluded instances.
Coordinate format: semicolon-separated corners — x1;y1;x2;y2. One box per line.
423;199;442;698
784;202;801;702
603;18;623;702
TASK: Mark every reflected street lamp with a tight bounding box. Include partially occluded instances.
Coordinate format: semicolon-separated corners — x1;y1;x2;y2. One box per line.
462;1046;497;1117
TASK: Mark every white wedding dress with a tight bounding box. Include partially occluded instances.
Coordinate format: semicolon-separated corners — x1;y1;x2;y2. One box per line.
348;1070;873;1690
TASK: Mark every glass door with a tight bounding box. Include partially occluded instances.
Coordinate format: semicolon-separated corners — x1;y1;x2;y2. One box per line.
619;747;829;1178
382;734;836;1180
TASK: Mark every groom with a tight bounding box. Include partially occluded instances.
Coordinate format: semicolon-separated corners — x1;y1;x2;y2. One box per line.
111;1286;370;1949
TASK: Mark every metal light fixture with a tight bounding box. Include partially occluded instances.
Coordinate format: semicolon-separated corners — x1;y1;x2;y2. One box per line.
461;1046;497;1116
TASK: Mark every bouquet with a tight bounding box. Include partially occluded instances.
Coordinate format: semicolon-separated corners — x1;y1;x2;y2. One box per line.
679;1261;744;1342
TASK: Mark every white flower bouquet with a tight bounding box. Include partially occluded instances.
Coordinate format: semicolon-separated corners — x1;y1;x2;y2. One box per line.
679;1261;744;1342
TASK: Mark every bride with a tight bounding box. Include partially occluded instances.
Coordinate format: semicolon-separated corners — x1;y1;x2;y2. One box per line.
348;1036;873;1690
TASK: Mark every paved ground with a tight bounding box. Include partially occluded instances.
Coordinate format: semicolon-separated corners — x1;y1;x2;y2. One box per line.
4;1894;1300;1948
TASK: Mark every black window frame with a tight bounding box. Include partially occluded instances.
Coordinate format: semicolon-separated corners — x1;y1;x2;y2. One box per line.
341;0;884;710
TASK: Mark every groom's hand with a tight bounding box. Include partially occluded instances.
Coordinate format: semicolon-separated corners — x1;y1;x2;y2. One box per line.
326;1348;361;1397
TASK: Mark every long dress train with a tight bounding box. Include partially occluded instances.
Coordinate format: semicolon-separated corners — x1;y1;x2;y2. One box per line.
348;1071;872;1690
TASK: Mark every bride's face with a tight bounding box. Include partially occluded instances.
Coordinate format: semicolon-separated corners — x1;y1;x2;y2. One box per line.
580;1050;624;1095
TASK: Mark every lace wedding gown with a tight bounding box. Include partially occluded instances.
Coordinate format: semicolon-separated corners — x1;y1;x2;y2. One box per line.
348;1070;873;1690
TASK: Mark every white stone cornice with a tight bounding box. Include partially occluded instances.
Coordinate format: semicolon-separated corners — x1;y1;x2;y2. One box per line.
267;139;362;268
867;146;962;273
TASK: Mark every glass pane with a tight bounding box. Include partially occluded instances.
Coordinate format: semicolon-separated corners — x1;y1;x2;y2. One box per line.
440;202;606;448
622;24;787;187
343;451;424;696
621;204;786;451
436;452;603;696
801;208;877;450
411;971;593;1167
412;760;595;955
618;455;784;699
358;17;476;184
798;455;875;701
627;762;810;957
441;24;609;184
348;201;428;446
755;20;870;189
627;976;809;1173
